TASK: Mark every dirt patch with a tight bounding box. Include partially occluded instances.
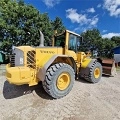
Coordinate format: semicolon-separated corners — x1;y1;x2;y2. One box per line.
0;65;6;76
0;70;120;120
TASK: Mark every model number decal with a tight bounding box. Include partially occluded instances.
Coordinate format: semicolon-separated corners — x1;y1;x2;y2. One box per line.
20;57;23;64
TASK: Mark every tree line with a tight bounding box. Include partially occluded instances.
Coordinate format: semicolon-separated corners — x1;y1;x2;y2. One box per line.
81;29;120;58
0;0;65;52
0;0;120;58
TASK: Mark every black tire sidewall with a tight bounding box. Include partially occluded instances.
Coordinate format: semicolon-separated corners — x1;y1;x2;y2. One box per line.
90;62;102;83
50;64;75;98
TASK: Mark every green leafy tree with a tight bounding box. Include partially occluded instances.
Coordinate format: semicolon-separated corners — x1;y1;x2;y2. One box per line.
80;29;117;58
80;29;102;51
51;17;66;34
111;36;120;46
0;0;54;52
97;38;116;58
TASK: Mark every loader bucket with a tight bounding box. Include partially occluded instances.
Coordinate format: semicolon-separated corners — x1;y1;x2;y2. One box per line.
101;59;116;76
96;58;116;76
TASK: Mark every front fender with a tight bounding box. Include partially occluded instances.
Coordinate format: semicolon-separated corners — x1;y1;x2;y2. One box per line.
79;59;97;76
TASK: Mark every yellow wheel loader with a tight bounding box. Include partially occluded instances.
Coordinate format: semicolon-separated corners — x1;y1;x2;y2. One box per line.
5;30;114;99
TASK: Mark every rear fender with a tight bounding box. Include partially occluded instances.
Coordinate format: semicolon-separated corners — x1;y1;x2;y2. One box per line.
37;55;77;81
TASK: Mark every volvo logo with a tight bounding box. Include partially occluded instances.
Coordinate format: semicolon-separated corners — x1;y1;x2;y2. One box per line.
40;50;55;54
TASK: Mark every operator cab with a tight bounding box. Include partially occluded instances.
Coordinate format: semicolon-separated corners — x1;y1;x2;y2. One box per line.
54;30;83;53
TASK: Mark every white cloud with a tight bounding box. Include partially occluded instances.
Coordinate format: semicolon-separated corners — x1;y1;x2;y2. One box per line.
73;27;87;33
102;33;120;38
90;16;98;26
97;4;101;8
102;30;108;33
73;27;80;32
104;0;120;17
43;0;62;7
66;8;99;28
66;9;87;24
87;8;95;13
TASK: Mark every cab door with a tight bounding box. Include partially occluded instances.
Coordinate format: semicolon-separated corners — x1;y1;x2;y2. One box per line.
65;32;80;61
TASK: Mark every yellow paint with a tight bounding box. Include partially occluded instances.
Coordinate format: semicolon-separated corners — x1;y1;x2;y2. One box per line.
77;52;86;63
94;68;100;78
6;64;37;86
81;58;91;68
57;72;70;90
38;55;51;67
5;29;94;87
76;52;92;69
36;47;63;67
66;50;77;61
76;52;92;68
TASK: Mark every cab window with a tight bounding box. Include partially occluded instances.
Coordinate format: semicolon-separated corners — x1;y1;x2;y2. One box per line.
68;34;81;52
54;33;65;47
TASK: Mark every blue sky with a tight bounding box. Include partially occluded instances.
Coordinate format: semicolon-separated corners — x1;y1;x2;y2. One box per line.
24;0;120;38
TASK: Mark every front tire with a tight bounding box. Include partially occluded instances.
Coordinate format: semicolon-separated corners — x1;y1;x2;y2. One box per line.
42;63;75;99
86;62;102;83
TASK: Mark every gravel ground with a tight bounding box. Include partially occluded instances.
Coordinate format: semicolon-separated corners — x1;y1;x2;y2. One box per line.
0;65;120;120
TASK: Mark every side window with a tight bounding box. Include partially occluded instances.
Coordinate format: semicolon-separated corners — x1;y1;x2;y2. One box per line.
54;33;65;47
68;34;77;51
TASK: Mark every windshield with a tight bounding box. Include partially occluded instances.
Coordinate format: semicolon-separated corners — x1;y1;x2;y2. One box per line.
54;33;65;47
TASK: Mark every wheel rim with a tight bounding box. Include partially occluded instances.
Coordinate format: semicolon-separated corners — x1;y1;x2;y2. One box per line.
94;68;100;79
57;72;70;90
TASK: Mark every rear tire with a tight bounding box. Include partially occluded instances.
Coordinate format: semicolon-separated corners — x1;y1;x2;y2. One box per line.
42;63;75;99
86;62;102;83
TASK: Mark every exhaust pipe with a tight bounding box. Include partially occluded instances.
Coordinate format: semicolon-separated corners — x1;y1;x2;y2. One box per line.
39;30;44;47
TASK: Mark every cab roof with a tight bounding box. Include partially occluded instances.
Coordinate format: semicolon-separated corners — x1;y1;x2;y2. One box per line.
66;30;80;37
55;29;81;37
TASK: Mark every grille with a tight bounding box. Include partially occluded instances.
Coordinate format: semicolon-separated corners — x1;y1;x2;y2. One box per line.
27;51;36;68
10;54;15;67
